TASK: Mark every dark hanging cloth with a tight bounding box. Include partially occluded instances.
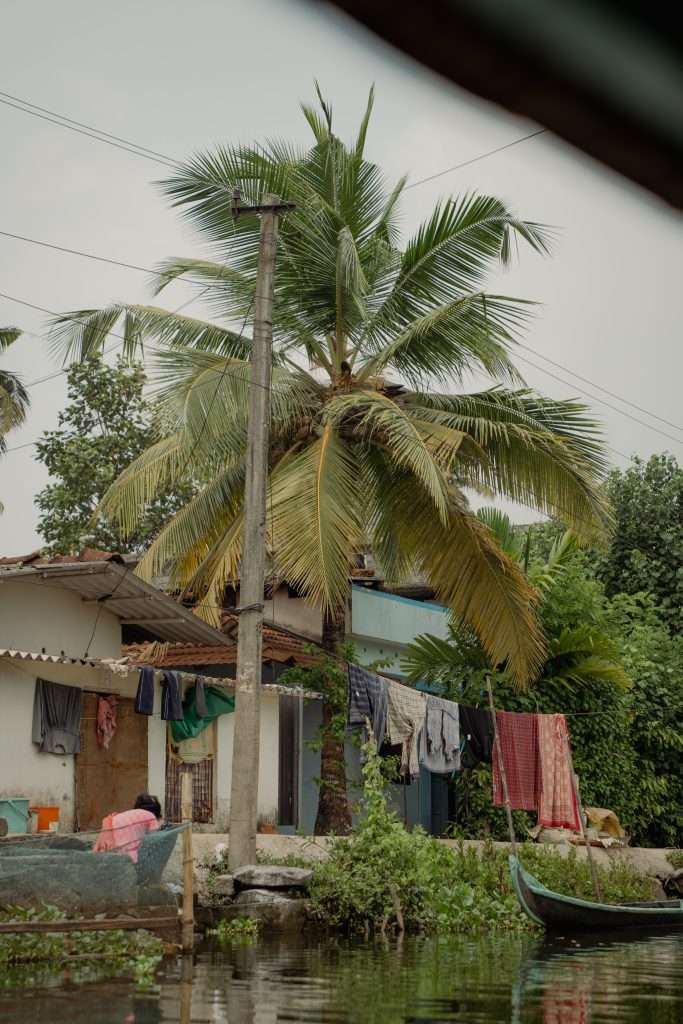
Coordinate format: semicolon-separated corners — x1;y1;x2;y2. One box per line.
161;671;184;721
31;679;82;754
135;667;155;715
459;704;495;768
194;677;208;720
347;663;388;748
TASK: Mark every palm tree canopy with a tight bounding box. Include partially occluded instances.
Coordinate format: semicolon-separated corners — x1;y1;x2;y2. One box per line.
0;327;29;451
50;88;610;686
402;508;629;691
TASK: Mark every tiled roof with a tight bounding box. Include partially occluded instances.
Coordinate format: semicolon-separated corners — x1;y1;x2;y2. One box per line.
124;621;322;669
0;548;123;568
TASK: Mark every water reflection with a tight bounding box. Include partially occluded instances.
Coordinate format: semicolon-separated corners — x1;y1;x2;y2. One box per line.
1;931;683;1023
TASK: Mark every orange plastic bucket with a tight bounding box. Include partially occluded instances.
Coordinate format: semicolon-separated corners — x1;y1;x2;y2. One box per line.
30;806;60;833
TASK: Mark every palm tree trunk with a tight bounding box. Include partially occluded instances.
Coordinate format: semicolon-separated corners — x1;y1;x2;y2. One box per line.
314;603;352;835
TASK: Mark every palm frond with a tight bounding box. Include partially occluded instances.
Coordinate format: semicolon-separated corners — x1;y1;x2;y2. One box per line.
408;388;611;539
0;327;21;351
269;424;365;612
476;507;525;562
368;459;545;686
358;293;530;386
325;389;450;522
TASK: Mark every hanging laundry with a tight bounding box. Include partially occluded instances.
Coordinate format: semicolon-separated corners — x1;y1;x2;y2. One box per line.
421;695;460;774
170;684;235;742
31;679;82;755
161;672;183;721
96;695;117;749
135;667;155;715
194;677;208;719
347;664;388;748
537;714;581;832
386;680;427;777
492;711;539;811
459;704;495;768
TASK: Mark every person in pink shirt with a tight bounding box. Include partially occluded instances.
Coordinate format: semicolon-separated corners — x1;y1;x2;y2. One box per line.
93;793;162;863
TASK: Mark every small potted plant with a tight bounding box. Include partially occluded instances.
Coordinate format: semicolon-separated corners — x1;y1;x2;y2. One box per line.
257;815;278;835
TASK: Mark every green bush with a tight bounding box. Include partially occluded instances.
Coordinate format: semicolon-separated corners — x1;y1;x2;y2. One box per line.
308;743;653;936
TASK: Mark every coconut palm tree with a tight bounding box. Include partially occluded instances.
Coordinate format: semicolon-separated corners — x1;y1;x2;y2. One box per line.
50;88;609;833
0;328;29;452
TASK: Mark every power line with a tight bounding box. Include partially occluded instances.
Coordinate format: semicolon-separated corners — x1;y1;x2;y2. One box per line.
514;351;683;450
517;340;683;437
0;89;178;164
0;94;177;169
4;220;672;446
405;129;547;190
0;227;230;291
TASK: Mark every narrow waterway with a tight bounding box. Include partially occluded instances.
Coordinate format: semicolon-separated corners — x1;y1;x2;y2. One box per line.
2;931;683;1022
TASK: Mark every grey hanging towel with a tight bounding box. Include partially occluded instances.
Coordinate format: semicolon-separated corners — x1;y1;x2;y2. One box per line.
135;667;155;715
32;678;82;754
194;677;208;719
421;695;460;774
161;671;184;721
347;663;388;748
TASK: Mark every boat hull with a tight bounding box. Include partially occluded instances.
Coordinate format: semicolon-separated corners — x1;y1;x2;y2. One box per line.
510;854;683;932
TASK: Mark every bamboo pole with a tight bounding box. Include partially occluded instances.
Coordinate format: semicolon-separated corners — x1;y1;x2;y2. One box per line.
180;767;195;952
179;949;194;1024
486;676;517;854
564;732;602;901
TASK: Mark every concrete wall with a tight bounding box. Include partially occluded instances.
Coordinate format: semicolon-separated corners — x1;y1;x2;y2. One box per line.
351;586;449;648
212;692;280;830
263;586;323;640
0;580;121;659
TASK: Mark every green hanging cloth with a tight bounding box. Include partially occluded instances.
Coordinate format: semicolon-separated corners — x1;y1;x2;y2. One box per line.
170;684;235;742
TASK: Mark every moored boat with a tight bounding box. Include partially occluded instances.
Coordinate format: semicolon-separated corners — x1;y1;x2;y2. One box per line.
510;854;683;932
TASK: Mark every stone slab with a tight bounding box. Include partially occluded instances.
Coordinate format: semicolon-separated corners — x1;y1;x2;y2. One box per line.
233;865;313;890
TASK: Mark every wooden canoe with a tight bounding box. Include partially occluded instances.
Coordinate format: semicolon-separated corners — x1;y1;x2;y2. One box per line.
510;854;683;932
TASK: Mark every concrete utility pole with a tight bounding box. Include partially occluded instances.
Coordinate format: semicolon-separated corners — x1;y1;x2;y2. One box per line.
228;191;293;871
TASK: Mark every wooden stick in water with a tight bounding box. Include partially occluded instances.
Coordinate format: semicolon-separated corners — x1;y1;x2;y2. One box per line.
180;767;195;952
486;676;517;855
564;732;603;901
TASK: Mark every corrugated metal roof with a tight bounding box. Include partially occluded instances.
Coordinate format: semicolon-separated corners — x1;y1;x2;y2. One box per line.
0;559;229;647
0;648;321;699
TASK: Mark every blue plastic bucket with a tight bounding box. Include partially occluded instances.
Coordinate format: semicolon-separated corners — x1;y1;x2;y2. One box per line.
0;798;30;834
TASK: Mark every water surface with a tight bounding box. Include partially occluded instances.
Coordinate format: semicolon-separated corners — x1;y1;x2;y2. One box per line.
2;931;683;1022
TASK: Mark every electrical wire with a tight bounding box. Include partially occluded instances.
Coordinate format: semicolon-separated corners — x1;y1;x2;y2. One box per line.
514;351;683;450
405;129;548;190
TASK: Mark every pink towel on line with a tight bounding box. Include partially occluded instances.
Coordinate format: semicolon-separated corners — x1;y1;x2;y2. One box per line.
537;713;581;832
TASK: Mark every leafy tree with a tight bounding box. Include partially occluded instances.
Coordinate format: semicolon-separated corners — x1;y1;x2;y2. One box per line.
599;454;683;633
49;88;608;833
35;357;193;554
0;327;29;452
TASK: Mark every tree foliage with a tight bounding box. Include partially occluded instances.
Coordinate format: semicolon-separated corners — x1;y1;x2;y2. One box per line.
0;327;29;453
35;357;193;554
599;454;683;633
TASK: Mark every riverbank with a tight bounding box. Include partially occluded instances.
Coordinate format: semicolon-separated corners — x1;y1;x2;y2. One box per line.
164;833;678;888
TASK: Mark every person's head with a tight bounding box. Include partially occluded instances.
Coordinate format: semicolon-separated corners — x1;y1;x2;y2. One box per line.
134;793;162;819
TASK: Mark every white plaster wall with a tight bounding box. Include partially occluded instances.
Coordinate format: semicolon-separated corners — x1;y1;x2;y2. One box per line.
0;580;121;658
147;683;167;808
214;692;279;830
262;586;323;639
0;664;76;830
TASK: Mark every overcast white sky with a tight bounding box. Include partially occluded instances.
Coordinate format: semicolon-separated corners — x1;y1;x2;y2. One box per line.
1;0;681;554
